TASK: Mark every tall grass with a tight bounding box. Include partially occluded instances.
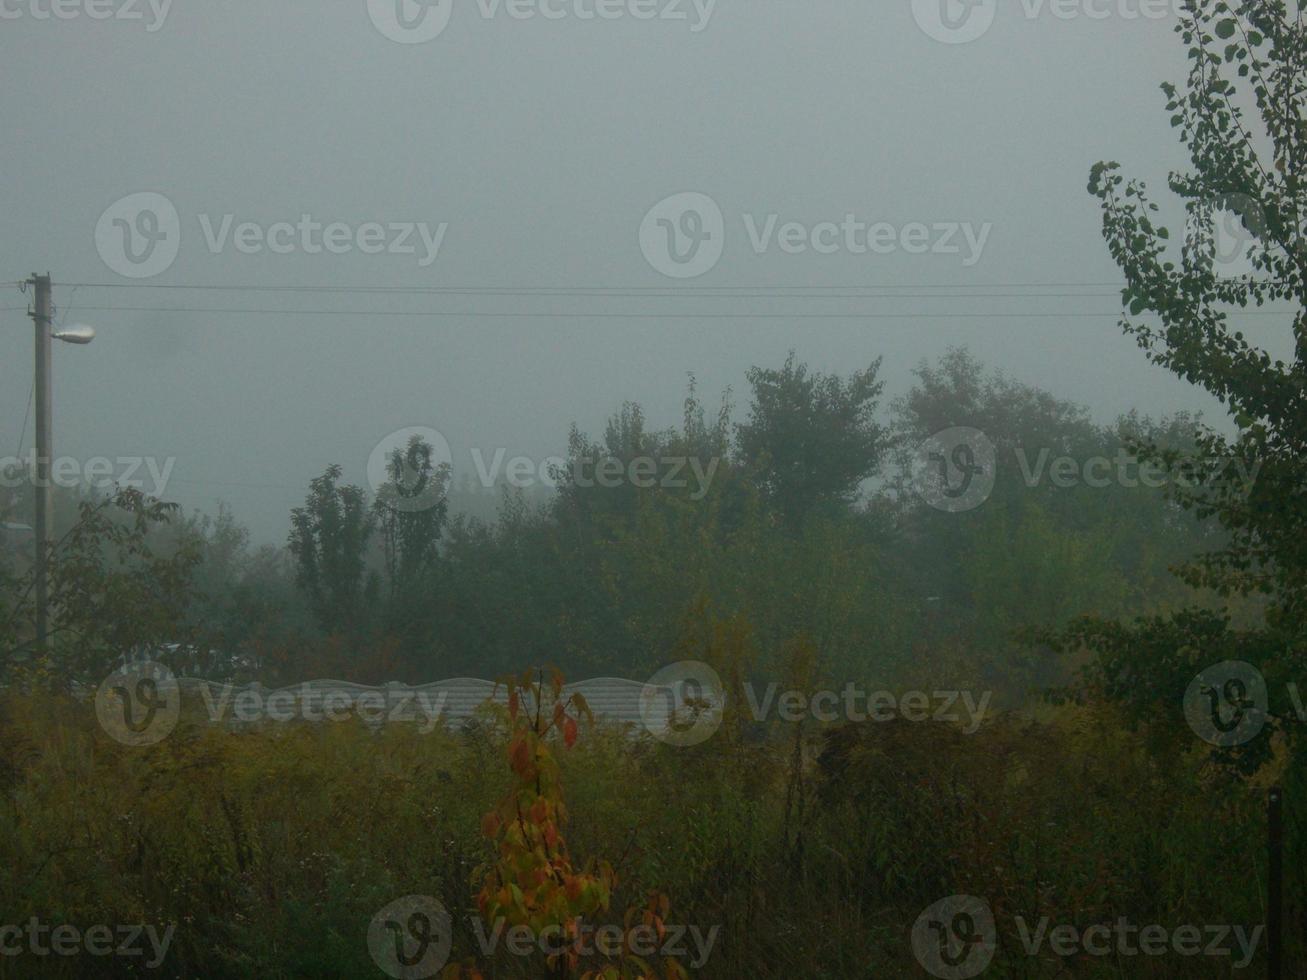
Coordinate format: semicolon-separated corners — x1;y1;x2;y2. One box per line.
0;690;1299;977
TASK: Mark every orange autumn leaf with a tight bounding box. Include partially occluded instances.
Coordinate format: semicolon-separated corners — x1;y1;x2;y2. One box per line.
509;737;532;775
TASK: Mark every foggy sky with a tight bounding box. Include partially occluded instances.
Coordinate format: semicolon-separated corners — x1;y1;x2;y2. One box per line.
1;0;1296;542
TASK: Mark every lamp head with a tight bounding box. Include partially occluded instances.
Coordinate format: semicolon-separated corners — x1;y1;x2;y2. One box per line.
52;324;95;345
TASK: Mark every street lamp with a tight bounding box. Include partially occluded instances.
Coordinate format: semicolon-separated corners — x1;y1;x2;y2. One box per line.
53;324;96;345
27;273;95;656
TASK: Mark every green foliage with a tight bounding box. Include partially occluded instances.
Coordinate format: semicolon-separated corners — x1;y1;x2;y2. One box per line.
1087;0;1306;617
736;351;887;527
1;345;1282;976
1068;0;1307;766
287;464;378;637
0;689;1296;977
462;668;686;980
0;488;200;685
374;434;450;591
0;345;1235;708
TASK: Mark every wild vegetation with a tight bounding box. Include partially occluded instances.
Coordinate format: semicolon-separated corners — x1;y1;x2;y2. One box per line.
0;0;1304;976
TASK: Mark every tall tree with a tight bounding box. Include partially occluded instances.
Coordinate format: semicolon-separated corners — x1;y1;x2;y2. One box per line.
288;464;376;636
1089;0;1305;620
1060;0;1305;767
373;434;449;590
736;352;888;527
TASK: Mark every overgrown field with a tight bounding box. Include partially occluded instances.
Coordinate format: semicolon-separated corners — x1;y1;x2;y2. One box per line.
0;687;1299;978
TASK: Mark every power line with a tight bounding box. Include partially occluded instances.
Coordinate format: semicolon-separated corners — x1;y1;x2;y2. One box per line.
52;289;1132;300
167;477;305;491
62;305;1295;319
60;280;1134;293
51;277;1296;295
14;377;33;458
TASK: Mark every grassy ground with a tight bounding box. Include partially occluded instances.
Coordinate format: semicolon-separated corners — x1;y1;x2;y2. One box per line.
0;689;1299;978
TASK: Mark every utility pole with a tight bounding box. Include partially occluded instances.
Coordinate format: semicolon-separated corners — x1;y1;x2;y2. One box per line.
1268;785;1282;980
29;273;53;655
20;274;93;658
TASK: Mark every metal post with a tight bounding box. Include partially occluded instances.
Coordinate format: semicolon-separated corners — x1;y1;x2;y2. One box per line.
1268;785;1282;980
30;273;53;656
